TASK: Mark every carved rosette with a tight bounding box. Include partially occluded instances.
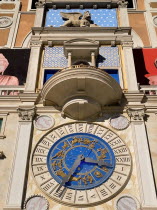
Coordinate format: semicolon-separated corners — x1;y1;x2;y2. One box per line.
17;107;36;122
126;108;146;121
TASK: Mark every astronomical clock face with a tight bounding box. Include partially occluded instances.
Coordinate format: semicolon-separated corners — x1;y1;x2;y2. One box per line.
32;123;132;207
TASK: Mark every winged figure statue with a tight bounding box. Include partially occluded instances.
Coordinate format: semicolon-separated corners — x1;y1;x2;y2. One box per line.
60;11;92;27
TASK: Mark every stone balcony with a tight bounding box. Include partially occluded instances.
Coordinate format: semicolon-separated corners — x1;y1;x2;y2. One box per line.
41;65;122;120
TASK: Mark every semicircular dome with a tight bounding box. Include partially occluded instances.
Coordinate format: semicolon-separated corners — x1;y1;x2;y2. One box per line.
41;65;122;120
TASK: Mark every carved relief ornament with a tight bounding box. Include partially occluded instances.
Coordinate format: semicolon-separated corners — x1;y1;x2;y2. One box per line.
117;0;128;8
35;1;46;8
126;108;146;121
0;16;13;28
30;41;42;47
17;107;36;121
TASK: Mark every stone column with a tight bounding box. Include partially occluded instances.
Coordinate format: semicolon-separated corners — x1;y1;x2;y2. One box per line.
118;0;129;27
122;42;138;90
4;107;35;210
127;108;157;210
91;52;96;66
34;1;45;27
25;41;42;93
68;52;72;67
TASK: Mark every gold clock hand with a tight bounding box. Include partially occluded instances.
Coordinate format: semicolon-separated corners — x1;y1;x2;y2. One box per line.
56;154;85;193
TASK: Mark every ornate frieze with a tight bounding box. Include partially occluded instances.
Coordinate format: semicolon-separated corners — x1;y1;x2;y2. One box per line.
126;108;146;121
17;107;36;122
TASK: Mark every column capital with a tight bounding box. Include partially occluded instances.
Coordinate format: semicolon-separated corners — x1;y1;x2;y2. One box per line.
118;0;128;8
35;1;46;8
121;41;134;48
126;107;146;121
17;107;36;122
30;40;43;47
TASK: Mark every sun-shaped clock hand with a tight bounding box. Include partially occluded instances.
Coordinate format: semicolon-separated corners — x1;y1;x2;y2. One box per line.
84;157;113;167
56;154;85;193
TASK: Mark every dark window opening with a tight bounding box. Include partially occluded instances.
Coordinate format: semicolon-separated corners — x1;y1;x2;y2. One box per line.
127;0;134;8
31;0;38;9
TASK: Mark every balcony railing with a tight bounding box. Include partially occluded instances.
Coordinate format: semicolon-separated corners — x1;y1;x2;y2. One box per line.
0;86;25;96
139;85;157;95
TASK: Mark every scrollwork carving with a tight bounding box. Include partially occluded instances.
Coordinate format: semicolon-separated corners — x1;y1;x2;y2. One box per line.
126;108;146;121
17;107;36;121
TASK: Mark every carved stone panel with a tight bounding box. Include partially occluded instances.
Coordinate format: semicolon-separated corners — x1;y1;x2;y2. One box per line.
0;16;13;28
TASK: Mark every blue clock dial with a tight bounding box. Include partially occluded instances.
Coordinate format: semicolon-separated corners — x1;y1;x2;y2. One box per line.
47;133;115;190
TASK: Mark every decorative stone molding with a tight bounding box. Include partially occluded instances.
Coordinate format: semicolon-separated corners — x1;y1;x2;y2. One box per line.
66;5;70;9
118;0;128;8
121;41;134;48
111;40;116;47
35;1;45;8
93;5;97;9
17;107;36;122
126;108;146;121
30;40;42;47
23;195;49;210
0;16;13;28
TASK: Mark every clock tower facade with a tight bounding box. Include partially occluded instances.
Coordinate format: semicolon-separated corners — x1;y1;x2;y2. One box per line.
0;0;157;210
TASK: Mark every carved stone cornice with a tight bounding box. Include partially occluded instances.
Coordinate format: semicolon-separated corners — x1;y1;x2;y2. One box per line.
118;0;128;8
35;1;46;8
126;108;146;121
17;107;36;122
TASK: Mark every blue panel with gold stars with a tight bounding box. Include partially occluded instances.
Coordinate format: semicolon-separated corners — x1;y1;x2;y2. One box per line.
47;133;115;190
45;9;118;27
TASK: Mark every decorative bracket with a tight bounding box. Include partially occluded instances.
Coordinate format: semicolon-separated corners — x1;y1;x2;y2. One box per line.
35;1;46;8
17;107;36;122
118;0;128;8
126;108;146;121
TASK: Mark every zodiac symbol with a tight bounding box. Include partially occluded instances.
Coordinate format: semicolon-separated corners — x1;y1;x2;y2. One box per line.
97;148;108;160
88;142;96;149
51;151;64;159
56;169;66;177
94;170;103;178
51;160;57;171
52;160;63;170
62;141;69;150
82;175;93;185
71;137;82;146
70;176;81;181
101;166;109;172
